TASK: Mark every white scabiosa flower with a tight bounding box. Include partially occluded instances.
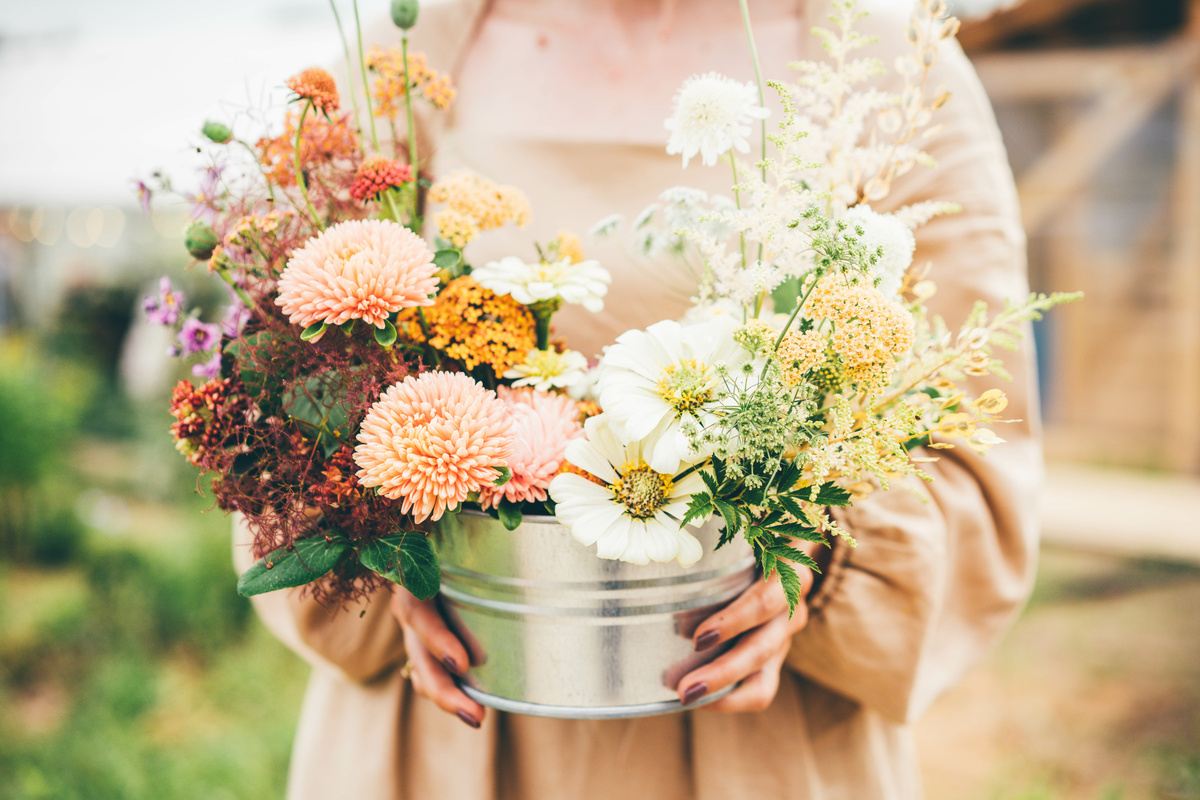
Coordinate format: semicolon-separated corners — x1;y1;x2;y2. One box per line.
664;72;769;168
549;414;709;567
503;348;589;393
843;206;916;297
472;256;612;312
597;314;751;474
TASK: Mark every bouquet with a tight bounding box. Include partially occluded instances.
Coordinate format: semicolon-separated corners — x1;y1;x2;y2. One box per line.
144;0;1076;619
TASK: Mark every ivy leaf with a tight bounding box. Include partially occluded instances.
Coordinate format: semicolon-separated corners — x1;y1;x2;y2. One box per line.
300;321;328;341
810;482;852;507
360;531;441;600
237;534;349;597
497;502;523;531
493;465;512;487
374;320;398;347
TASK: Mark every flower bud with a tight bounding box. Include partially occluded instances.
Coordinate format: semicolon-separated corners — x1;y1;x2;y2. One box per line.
184;221;219;261
390;0;419;30
201;120;233;144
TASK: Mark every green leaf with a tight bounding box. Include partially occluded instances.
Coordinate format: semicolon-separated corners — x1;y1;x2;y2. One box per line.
774;494;806;521
700;469;720;496
772;522;827;544
711;457;727;486
681;494;713;527
745;525;768;543
497;502;523;531
810;481;852;507
225;331;277;400
768;542;821;573
237;534;349;596
374;320;398;347
301;321;328;341
433;248;462;271
360;531;441;600
712;498;741;538
493;465;512;487
773;560;803;619
775;459;802;492
284;371;354;456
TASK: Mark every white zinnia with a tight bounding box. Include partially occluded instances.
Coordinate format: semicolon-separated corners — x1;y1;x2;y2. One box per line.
550;414;709;567
597;314;752;474
664;72;769;168
503;348;589;393
843;206;916;297
472;256;612;312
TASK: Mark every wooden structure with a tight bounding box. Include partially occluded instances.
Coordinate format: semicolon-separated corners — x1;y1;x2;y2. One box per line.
961;0;1200;472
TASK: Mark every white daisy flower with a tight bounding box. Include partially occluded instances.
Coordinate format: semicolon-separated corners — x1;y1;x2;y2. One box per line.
504;348;589;393
549;414;709;567
472;255;612;312
597;314;753;474
664;72;769;168
843;206;916;297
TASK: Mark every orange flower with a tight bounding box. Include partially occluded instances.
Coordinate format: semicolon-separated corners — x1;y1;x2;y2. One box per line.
354;372;513;522
276;219;437;332
401;275;536;375
286;67;340;114
350;155;413;202
257;112;358;188
365;47;455;116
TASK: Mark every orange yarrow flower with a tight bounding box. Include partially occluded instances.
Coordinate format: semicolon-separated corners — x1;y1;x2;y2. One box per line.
257;112;358;188
366;47;456;115
286;67;340;114
400;275;536;375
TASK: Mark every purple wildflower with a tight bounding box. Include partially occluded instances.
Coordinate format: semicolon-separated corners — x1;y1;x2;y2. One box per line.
179;317;222;355
133;179;153;213
221;299;251;338
192;349;223;380
189;165;223;223
144;276;184;326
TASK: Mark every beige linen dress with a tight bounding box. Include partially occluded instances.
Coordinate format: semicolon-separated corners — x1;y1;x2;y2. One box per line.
233;1;1042;797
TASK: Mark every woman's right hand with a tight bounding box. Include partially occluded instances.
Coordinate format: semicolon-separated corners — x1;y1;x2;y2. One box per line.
389;586;486;729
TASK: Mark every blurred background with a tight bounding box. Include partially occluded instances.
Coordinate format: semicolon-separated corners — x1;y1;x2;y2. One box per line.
0;0;1197;798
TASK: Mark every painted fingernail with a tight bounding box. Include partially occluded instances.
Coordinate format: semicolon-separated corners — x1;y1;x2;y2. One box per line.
681;682;708;706
441;655;461;675
456;709;481;729
695;630;720;651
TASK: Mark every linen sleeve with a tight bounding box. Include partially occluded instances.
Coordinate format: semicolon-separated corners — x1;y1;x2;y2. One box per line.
232;513;406;684
784;37;1044;725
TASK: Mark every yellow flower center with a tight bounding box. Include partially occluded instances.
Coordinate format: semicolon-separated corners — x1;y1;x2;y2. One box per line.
656;358;717;413
612;460;674;519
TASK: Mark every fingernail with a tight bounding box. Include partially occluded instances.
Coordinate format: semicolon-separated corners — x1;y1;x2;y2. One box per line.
441;655;461;675
456;709;481;729
695;630;720;651
681;682;708;706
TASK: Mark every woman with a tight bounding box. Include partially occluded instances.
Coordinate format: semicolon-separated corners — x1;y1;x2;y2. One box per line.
234;0;1042;797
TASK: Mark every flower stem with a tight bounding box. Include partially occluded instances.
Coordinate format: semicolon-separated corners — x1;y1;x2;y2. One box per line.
730;155;748;272
214;266;256;310
235;139;275;201
292;101;324;228
738;0;768;267
328;0;364;141
759;274;820;381
352;0;380;152
534;310;552;351
401;32;420;221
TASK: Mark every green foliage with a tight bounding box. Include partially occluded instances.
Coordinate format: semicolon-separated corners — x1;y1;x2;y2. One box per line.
373;319;398;347
358;530;441;599
283;371;355;455
496;502;523;531
237;534;350;597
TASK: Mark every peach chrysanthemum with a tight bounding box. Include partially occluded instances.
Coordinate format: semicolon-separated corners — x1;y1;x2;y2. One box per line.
276;219;438;333
286;67;340;114
400;275;536;375
477;388;584;509
354;372;514;523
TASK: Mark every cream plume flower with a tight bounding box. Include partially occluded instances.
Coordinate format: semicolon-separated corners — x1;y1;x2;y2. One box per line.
471;256;612;312
276;219;438;334
354;372;513;523
549;414;708;567
664;72;769;168
477;388;583;509
843;206;916;297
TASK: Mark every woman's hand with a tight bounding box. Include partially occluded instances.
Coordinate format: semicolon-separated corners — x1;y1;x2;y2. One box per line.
675;550;818;713
389;586;486;729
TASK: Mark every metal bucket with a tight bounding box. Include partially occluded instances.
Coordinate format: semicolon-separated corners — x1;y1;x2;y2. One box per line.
432;510;756;720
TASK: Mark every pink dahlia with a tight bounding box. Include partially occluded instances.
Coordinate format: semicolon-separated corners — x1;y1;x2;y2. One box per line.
354;372;514;523
477;387;584;509
276;219;438;333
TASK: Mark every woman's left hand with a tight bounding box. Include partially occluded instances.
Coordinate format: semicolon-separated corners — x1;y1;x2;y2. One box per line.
675;551;817;713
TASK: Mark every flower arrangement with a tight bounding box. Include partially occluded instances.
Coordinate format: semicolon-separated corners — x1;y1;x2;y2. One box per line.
143;0;1076;617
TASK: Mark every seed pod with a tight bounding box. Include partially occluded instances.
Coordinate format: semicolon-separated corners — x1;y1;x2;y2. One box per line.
201;120;233;144
184;221;219;261
390;0;419;30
